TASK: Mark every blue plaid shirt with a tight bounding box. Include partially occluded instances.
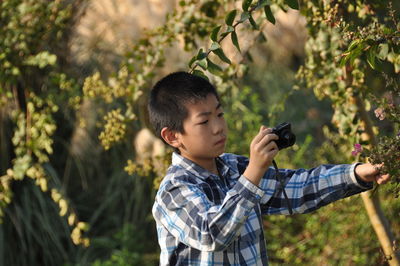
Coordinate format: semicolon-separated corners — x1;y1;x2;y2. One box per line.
152;152;372;265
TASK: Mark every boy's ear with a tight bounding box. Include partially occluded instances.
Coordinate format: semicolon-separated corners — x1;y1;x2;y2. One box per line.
160;127;181;149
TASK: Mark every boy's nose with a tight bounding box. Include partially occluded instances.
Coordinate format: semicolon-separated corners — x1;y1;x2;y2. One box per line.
212;121;224;135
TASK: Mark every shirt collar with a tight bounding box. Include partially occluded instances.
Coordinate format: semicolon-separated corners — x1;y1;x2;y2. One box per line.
172;152;230;180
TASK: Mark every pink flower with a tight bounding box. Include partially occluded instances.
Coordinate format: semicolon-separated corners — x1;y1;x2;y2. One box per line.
351;143;363;156
374;107;386;120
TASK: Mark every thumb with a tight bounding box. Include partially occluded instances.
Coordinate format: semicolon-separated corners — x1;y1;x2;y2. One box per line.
260;125;266;132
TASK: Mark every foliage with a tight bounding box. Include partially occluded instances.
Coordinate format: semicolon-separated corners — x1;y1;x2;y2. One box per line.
91;224;158;266
297;0;400;196
1;1;90;263
241;30;400;265
187;0;291;78
75;163;158;266
296;1;400;262
266;200;381;265
1;178;75;266
1;0;399;265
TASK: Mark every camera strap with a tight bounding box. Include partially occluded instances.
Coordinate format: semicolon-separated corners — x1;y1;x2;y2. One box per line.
272;160;293;215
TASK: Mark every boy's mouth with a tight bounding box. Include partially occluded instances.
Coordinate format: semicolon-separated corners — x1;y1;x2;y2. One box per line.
214;137;226;146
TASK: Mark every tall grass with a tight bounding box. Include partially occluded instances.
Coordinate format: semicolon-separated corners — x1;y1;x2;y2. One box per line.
1;179;74;266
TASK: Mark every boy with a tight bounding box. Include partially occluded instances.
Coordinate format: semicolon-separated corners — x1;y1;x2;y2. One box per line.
148;71;389;265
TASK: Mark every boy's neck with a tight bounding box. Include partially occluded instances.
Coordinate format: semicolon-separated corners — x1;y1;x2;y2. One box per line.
180;154;219;175
194;158;219;175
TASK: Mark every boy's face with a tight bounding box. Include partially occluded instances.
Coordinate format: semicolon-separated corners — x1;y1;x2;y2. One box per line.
175;93;228;166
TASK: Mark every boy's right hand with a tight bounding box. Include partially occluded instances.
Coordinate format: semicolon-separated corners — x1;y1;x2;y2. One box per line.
243;125;279;186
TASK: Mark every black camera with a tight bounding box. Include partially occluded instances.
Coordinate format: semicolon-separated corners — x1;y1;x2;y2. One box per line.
272;122;296;150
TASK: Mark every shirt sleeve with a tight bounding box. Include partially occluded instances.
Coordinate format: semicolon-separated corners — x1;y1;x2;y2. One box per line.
258;163;373;215
152;174;264;252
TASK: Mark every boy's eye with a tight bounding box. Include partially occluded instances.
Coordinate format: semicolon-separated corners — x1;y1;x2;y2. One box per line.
199;120;208;125
218;112;224;117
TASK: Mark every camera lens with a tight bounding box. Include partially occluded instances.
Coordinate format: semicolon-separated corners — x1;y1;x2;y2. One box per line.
272;122;296;150
283;132;296;147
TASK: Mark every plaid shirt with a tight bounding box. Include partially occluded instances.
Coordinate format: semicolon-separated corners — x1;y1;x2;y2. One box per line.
152;152;372;265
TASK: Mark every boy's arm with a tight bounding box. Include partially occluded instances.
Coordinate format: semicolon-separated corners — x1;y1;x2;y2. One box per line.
242;125;389;215
152;172;265;252
258;163;374;215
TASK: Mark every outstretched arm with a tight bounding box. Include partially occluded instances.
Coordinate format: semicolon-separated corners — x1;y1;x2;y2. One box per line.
257;163;391;215
258;163;375;215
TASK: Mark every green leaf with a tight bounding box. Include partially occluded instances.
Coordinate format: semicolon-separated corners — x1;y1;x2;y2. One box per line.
249;15;259;30
367;45;381;71
210;42;221;51
394;55;400;73
193;69;209;81
196;58;208;70
367;49;376;69
239;12;250;22
231;32;241;52
264;5;275;24
210;25;222;42
206;58;223;75
377;43;389;60
196;48;207;60
284;0;299;9
348;39;361;51
225;10;237;26
226;26;235;33
257;32;267;43
242;0;253;11
257;0;272;8
188;55;197;68
245;51;254;62
341;41;365;67
339;54;350;67
213;48;231;64
349;48;363;65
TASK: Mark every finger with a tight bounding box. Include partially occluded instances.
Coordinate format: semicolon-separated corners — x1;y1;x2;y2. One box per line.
267;140;279;152
253;126;272;144
260;126;273;135
376;177;385;185
264;127;273;134
256;138;279;156
376;174;386;184
267;143;279;158
257;133;279;148
376;174;390;185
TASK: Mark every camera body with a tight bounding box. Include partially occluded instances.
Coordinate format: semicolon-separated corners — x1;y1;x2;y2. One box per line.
272;122;296;150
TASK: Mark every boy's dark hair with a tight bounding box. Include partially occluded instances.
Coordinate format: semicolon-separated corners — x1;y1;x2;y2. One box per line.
148;71;219;139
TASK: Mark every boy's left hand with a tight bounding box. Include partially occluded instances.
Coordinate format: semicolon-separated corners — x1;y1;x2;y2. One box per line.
355;163;390;184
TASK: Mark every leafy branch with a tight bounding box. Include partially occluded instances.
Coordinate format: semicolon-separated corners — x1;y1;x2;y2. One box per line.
188;0;297;78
